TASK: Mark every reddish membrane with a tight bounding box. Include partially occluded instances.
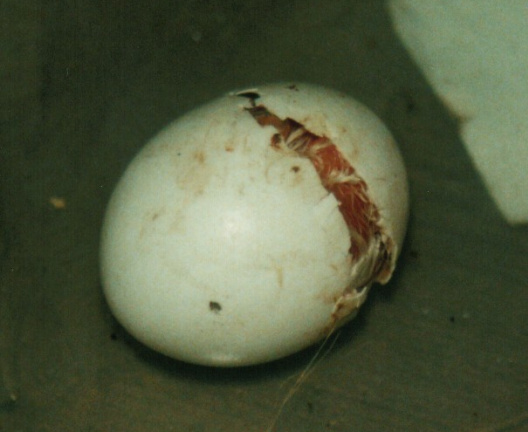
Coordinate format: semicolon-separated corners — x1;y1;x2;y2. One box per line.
246;105;385;262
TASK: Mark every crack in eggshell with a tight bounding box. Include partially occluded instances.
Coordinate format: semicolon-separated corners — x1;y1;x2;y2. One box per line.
241;98;392;285
237;89;401;336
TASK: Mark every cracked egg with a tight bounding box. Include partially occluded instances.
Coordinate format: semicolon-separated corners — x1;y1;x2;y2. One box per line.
100;83;409;366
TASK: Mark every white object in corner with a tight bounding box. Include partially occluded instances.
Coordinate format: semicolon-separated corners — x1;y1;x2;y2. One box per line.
389;0;528;224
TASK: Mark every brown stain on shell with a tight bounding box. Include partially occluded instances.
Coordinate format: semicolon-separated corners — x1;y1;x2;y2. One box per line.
194;151;206;163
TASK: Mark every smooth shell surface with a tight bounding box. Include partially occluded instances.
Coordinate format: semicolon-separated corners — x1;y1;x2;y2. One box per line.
100;83;409;366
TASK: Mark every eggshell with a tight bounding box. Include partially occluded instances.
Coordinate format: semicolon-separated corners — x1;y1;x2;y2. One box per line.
100;83;408;366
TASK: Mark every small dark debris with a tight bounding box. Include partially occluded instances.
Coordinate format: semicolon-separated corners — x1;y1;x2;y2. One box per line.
397;89;418;114
449;316;455;323
291;165;300;173
236;91;260;107
307;401;314;413
287;84;299;91
209;301;222;313
110;333;118;340
404;94;416;113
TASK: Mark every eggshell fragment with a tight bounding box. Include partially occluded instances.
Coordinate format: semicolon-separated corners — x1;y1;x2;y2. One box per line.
100;83;409;366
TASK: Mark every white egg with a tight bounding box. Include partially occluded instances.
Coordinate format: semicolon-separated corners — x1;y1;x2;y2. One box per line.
100;83;409;366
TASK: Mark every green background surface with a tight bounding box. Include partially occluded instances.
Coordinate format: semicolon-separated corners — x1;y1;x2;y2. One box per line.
2;1;527;431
